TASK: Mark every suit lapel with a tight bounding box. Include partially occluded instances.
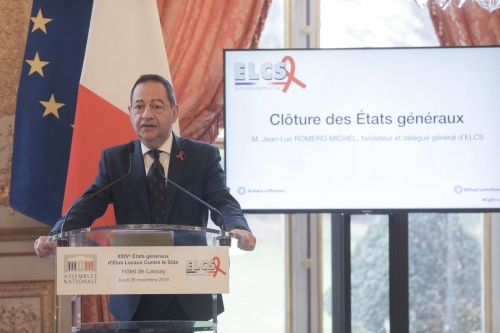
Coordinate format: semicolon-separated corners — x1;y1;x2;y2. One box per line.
164;134;185;224
132;140;151;223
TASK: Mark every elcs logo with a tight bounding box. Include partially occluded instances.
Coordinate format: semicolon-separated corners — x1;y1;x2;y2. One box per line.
186;256;227;278
234;56;306;93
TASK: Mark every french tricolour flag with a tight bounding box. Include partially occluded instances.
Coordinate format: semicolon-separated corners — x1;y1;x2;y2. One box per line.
11;0;177;227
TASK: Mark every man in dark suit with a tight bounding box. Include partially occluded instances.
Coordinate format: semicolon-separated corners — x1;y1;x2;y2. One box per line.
35;74;256;321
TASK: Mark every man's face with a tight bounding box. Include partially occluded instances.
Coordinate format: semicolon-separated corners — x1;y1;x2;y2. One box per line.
129;81;179;149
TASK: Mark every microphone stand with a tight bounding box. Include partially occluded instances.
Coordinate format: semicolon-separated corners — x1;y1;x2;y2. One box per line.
151;150;232;246
57;142;136;247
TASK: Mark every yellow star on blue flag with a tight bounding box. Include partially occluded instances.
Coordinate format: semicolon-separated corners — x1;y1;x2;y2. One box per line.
26;52;49;76
11;0;93;226
30;9;53;33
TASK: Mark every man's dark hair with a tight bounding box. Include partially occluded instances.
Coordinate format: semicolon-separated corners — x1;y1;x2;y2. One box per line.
130;74;177;107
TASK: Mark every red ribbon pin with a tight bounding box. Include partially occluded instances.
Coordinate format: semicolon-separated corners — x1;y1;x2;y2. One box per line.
176;151;185;160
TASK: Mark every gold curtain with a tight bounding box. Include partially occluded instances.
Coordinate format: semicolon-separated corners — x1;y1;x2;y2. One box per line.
82;295;117;323
157;0;272;143
428;1;500;46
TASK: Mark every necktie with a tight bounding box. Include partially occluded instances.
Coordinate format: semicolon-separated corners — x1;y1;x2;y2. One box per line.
147;150;166;223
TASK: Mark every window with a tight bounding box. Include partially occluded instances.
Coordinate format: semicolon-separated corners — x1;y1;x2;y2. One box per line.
212;3;286;332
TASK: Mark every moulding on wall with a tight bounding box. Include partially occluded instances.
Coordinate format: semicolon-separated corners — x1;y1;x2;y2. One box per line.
0;226;51;241
0;280;54;333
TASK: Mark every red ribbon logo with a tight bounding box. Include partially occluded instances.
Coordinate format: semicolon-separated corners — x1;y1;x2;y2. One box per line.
278;56;307;93
176;151;185;160
212;256;227;278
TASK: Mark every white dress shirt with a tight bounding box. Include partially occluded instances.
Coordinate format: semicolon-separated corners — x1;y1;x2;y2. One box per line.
140;133;173;180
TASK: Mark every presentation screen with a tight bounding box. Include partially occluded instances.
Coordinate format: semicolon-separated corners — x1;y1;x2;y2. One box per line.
223;47;500;212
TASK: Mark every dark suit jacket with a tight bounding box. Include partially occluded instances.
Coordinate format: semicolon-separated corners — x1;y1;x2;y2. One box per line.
51;134;249;321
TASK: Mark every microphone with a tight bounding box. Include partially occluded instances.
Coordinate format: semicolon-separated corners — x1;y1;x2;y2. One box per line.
151;149;232;246
60;141;136;234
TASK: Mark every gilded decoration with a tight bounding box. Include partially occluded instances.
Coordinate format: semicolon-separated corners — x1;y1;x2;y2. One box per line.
0;0;30;211
0;125;14;214
0;301;40;333
0;281;54;333
0;0;29;117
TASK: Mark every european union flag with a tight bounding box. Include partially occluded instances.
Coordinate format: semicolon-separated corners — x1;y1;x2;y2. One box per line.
10;0;93;226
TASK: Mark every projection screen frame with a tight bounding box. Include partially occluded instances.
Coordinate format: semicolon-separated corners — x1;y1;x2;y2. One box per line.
223;47;500;214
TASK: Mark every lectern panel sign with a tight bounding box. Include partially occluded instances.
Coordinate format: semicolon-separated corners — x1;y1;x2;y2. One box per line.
56;247;229;295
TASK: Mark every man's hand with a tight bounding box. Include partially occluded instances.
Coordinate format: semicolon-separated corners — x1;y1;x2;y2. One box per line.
34;236;56;258
230;228;256;251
